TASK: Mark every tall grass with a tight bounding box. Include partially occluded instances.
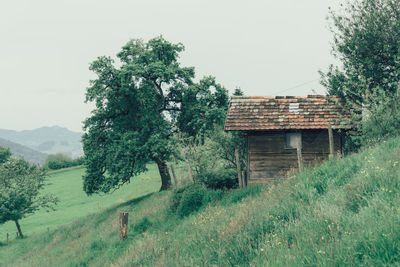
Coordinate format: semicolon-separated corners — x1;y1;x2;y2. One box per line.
2;138;400;266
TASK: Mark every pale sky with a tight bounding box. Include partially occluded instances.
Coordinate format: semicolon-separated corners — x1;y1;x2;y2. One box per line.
0;0;342;132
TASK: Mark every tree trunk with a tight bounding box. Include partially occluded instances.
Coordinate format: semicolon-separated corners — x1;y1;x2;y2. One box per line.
156;159;171;191
14;220;23;238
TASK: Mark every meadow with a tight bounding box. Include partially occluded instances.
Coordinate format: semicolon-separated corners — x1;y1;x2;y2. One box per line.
0;164;161;241
2;137;400;266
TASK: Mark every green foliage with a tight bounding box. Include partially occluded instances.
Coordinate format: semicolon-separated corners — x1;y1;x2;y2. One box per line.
358;85;400;146
196;169;237;189
44;153;84;170
0;157;58;237
172;184;207;217
177;76;229;138
175;127;246;189
170;184;224;217
0;145;11;164
321;0;400;104
83;36;228;194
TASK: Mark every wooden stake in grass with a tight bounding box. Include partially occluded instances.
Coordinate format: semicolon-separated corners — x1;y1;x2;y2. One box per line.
328;123;334;159
296;136;303;171
119;212;129;240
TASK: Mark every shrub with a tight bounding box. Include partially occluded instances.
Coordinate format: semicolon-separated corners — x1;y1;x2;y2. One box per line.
196;169;238;189
170;184;226;217
176;184;207;217
45;154;84;170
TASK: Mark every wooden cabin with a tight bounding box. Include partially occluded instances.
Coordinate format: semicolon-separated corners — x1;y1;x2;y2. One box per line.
224;95;351;185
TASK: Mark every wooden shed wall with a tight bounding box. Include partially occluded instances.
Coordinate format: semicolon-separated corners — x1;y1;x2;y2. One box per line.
247;130;342;183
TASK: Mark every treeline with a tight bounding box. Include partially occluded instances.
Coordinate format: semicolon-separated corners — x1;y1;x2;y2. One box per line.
44;153;84;170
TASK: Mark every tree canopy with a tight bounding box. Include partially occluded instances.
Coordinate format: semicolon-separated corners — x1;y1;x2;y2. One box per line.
321;0;400;105
83;36;228;194
0;147;58;237
0;146;11;164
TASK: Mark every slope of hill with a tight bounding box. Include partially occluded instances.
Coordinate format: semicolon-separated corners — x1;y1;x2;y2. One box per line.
0;165;161;240
0;137;47;165
0;126;83;158
2;138;400;266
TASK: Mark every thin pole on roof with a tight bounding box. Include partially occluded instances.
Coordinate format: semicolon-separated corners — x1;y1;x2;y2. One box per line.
271;79;319;96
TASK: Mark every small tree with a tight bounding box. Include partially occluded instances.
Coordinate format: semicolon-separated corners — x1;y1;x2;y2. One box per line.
0;157;58;238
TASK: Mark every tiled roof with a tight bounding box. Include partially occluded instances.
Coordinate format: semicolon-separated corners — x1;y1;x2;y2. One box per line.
224;95;351;131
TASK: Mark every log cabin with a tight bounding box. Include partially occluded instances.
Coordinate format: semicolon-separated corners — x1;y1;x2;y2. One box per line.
224;95;351;185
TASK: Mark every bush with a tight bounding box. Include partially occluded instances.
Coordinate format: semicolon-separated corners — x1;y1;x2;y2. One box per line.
45;154;84;170
196;169;238;189
176;184;207;217
170;184;226;218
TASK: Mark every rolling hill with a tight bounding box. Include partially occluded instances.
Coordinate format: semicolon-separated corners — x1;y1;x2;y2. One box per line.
0;137;47;165
1;137;400;266
0;126;83;159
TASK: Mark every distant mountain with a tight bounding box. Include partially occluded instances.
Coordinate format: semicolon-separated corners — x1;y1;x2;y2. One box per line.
0;126;83;159
0;137;47;165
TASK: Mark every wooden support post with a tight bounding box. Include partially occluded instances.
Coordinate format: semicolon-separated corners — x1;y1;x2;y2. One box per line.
296;137;303;171
119;212;129;240
6;233;8;244
169;164;178;188
185;159;194;183
241;170;246;188
235;148;242;188
328;123;334;159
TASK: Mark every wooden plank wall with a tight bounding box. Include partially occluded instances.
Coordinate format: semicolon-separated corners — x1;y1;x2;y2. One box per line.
248;130;341;183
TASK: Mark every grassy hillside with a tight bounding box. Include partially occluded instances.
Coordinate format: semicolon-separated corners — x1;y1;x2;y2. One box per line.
2;137;400;266
0;165;161;240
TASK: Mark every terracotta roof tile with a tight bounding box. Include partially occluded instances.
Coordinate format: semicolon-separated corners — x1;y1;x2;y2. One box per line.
224;95;351;131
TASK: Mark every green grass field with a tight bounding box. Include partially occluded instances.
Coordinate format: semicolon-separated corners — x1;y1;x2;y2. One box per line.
3;138;400;266
0;164;162;241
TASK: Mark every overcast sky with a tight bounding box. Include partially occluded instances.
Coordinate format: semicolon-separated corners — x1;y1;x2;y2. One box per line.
0;0;342;132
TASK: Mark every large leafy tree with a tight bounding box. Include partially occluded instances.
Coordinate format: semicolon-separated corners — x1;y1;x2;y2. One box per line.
321;0;400;105
83;36;228;194
0;148;58;238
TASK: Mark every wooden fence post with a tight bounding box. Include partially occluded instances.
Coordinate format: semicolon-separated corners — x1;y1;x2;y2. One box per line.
169;165;178;188
241;170;246;188
296;137;303;171
185;159;195;183
235;148;242;188
6;233;8;244
119;212;129;240
328;123;334;159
